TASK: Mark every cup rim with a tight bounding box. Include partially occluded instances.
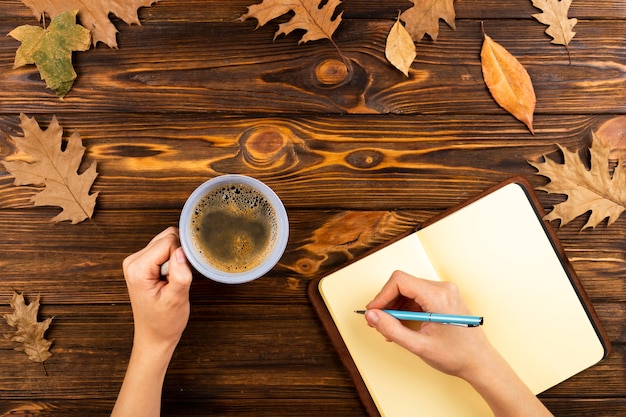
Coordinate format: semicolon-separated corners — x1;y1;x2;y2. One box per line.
179;174;289;284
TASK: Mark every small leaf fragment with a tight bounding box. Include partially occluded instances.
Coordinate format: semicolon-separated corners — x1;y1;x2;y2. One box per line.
9;10;91;97
386;16;416;76
1;114;99;224
594;115;626;161
529;132;626;229
3;292;54;370
481;33;536;133
531;0;577;47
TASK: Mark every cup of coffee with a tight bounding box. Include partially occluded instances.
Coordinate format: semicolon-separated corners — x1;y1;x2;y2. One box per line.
178;174;289;284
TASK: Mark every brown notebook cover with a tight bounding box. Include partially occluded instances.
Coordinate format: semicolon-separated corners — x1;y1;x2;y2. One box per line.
308;176;611;417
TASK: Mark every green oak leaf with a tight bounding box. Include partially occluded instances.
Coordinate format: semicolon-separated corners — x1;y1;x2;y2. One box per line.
9;10;91;97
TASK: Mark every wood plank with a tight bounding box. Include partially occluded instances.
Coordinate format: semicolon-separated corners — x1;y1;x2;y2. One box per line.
1;0;625;21
0;19;625;115
0;302;623;394
0;113;614;211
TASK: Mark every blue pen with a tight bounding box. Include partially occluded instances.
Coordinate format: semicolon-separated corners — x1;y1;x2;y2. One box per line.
354;309;483;327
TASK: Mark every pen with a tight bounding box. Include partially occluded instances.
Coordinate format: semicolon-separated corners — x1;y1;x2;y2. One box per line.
354;309;483;327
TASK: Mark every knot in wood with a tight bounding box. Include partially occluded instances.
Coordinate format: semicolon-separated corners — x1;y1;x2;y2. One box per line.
315;59;349;86
345;149;384;169
239;126;296;170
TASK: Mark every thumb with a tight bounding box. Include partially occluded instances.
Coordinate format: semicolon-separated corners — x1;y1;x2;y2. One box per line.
166;248;193;293
365;309;424;353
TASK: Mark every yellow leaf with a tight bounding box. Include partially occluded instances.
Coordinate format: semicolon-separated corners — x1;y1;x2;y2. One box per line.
529;132;626;229
481;33;536;134
240;0;343;44
3;292;54;372
386;17;416;76
1;114;99;224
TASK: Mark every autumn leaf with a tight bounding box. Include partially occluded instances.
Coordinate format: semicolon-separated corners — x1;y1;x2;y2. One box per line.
386;15;416;76
481;32;536;134
240;0;343;45
3;292;54;373
531;0;577;47
1;114;99;224
529;132;626;229
19;0;159;48
9;10;91;97
400;0;456;42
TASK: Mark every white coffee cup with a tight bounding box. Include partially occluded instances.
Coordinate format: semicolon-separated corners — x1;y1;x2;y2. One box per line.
174;174;289;284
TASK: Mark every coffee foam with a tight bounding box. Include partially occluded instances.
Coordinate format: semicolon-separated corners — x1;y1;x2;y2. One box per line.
190;183;278;273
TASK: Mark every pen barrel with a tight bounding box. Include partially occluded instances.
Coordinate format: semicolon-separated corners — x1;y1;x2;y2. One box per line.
427;313;483;326
384;310;483;327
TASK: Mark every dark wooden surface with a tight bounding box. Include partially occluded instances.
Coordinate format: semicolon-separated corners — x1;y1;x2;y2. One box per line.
1;1;625;415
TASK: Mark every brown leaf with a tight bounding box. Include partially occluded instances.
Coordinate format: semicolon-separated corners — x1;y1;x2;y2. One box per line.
240;0;343;45
528;132;626;229
386;16;417;76
1;114;99;224
531;0;577;47
481;33;536;134
19;0;159;48
400;0;456;42
3;292;54;371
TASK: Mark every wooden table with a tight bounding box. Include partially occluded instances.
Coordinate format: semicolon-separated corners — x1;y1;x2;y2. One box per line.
1;1;624;415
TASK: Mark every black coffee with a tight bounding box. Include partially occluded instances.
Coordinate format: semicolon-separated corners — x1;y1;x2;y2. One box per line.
190;183;277;273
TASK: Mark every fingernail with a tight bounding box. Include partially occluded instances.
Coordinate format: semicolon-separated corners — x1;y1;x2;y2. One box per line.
365;310;379;326
175;247;186;264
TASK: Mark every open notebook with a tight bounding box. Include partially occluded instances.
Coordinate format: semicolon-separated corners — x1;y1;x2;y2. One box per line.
308;177;610;417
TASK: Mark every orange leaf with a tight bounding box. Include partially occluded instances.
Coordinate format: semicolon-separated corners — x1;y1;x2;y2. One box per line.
481;33;536;134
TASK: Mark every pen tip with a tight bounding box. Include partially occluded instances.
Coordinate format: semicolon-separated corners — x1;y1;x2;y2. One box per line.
354;310;366;314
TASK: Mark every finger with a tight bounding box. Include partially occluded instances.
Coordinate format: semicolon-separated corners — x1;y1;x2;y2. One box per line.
366;270;421;309
365;309;426;356
147;226;180;247
166;248;193;294
124;227;180;270
366;271;447;312
125;232;181;283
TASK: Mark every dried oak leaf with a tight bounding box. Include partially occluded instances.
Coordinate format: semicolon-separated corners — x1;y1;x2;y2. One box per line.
3;292;54;370
386;15;417;76
240;0;343;44
529;132;626;229
19;0;159;48
481;32;536;134
531;0;577;47
400;0;456;42
9;10;91;98
1;114;99;224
